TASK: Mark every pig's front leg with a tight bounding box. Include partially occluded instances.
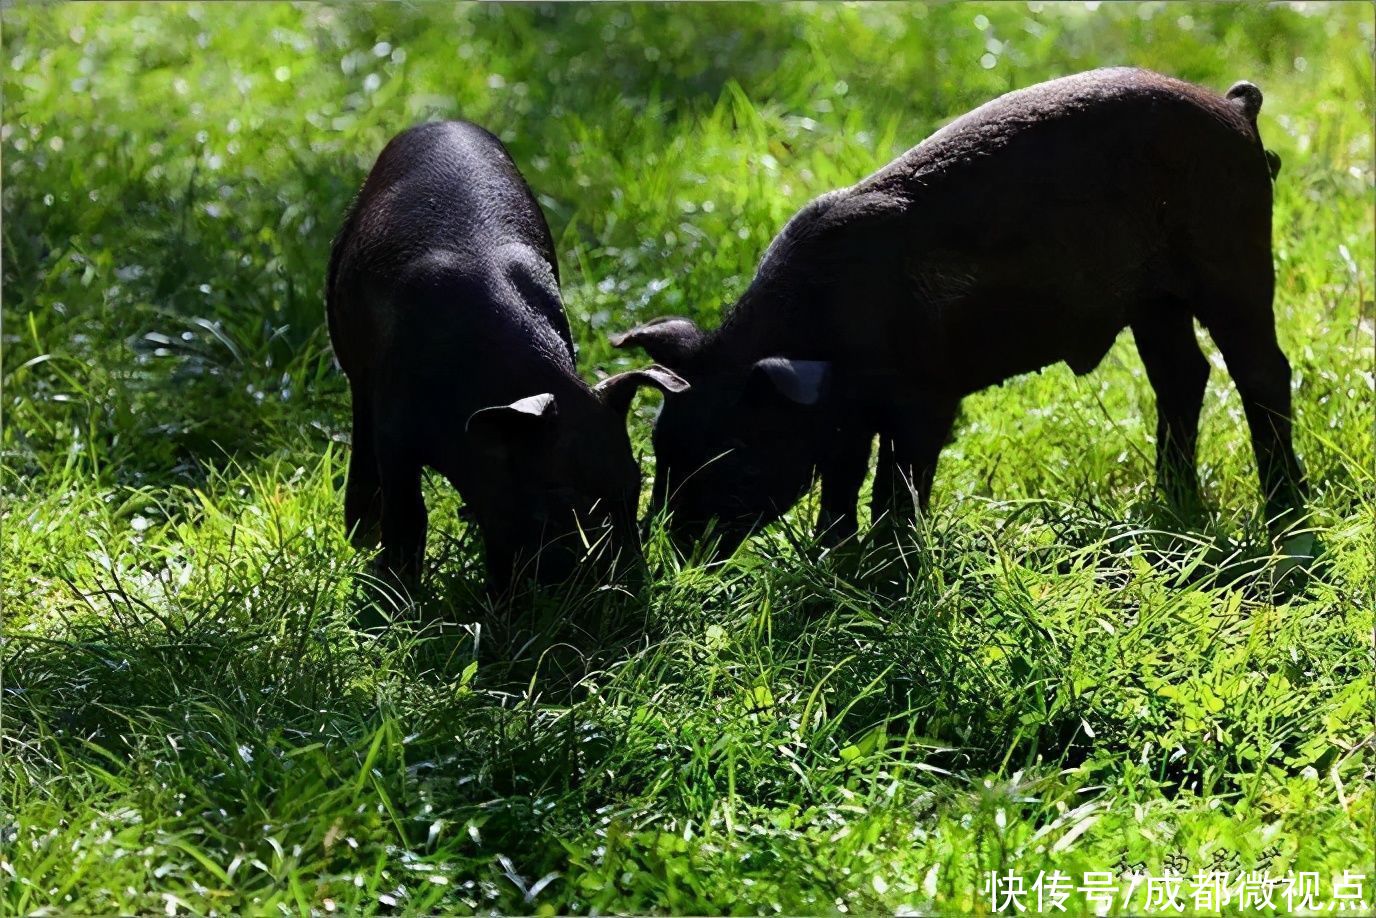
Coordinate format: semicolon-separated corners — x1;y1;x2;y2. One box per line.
817;427;873;545
344;386;385;549
873;397;959;527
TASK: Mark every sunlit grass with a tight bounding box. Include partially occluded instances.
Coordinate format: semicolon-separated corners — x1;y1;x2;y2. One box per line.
3;2;1373;914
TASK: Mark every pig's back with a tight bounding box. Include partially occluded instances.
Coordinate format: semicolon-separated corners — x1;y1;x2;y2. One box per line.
754;68;1270;305
866;68;1259;203
816;70;1273;391
328;121;574;376
333;121;559;293
874;70;1270;389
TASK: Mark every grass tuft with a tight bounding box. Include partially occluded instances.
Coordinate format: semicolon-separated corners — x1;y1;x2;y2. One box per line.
3;2;1373;913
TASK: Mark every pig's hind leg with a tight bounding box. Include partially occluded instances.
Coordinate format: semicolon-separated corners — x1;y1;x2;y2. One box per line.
1202;305;1308;536
1131;301;1209;513
1196;266;1309;538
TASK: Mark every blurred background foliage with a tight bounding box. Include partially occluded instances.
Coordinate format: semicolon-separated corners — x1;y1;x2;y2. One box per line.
4;2;1371;488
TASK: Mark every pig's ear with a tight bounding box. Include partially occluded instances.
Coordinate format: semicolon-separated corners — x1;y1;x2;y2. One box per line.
594;365;691;418
465;393;558;454
749;358;832;406
609;317;703;367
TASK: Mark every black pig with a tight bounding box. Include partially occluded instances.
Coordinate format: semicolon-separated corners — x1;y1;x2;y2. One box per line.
328;120;686;590
614;69;1308;557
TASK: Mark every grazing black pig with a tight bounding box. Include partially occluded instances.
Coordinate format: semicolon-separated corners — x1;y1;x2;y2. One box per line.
614;68;1308;558
328;120;687;590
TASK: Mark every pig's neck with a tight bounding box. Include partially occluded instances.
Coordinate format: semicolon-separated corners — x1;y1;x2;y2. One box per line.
702;266;834;368
698;185;897;368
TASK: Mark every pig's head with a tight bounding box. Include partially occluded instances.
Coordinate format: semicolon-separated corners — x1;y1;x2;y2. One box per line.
611;317;833;558
464;365;688;589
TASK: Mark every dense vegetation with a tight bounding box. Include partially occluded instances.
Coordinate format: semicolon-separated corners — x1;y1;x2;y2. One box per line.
3;3;1372;913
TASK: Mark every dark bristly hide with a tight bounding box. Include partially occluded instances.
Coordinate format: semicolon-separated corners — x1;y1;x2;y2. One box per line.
328;120;686;592
615;68;1308;558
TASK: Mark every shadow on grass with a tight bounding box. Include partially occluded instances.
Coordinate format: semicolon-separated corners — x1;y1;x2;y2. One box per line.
346;528;663;707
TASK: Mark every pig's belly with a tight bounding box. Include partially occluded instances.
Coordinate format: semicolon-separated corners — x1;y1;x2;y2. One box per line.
903;224;1149;393
916;291;1129;394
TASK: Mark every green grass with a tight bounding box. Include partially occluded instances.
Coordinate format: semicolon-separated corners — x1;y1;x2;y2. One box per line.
3;2;1373;914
